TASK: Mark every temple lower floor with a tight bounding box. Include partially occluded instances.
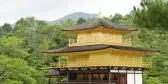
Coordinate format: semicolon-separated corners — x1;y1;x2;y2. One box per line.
47;67;144;84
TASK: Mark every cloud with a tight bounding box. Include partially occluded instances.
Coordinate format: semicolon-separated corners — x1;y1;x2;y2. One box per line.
0;0;141;25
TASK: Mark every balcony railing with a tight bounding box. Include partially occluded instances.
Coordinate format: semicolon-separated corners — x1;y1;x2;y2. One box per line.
68;38;132;47
69;39;77;44
52;61;152;68
122;39;132;46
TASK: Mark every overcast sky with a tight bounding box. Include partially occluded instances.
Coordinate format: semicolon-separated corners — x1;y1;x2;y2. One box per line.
0;0;141;25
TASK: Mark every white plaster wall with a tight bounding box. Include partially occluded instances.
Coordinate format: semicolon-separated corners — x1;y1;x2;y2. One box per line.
127;74;134;84
135;74;142;84
127;73;142;84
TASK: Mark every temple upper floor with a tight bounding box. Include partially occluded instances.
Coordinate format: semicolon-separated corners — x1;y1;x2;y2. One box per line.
62;18;136;47
68;26;132;47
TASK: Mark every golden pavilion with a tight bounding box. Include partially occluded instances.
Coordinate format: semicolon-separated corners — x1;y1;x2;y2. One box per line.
43;14;159;84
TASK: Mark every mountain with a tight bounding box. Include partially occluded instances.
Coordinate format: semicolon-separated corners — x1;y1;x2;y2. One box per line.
9;12;97;28
47;12;97;24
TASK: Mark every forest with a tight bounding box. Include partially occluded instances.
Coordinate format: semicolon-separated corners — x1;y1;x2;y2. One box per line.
0;0;168;84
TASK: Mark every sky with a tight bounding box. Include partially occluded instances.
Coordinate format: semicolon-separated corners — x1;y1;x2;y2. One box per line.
0;0;141;25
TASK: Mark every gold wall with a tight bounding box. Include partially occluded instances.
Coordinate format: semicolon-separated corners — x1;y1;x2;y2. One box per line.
67;50;143;67
68;26;131;47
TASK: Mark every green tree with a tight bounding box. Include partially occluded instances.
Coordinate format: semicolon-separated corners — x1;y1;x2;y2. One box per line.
119;12;137;27
131;0;168;83
0;55;37;84
130;28;168;84
0;27;4;37
133;0;168;33
111;13;123;23
0;37;29;58
60;19;75;28
14;18;29;32
103;16;112;22
0;16;77;84
0;36;40;84
1;23;12;35
77;17;87;24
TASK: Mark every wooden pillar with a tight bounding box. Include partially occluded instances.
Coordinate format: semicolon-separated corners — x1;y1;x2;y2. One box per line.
84;73;85;80
126;68;127;84
67;69;69;84
118;69;119;84
89;70;91;84
109;67;111;84
58;69;61;83
108;73;111;84
98;73;100;80
134;69;135;84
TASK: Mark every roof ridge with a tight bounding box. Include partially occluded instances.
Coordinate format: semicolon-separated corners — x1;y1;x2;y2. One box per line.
62;18;137;31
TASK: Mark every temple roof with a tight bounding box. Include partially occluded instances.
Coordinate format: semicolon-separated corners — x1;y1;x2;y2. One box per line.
42;44;159;53
44;69;59;76
62;18;137;31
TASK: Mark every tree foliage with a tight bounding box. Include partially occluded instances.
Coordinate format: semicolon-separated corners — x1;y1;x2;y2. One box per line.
0;16;75;84
2;23;12;33
0;55;37;84
131;0;168;83
133;0;168;32
77;17;87;24
0;23;12;37
111;13;123;23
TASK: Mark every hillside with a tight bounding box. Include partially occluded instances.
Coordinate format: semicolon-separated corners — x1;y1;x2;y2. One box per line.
47;12;97;24
10;12;97;28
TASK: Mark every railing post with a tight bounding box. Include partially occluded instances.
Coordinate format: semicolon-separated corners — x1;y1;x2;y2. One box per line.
68;38;70;44
109;66;111;84
59;56;61;68
72;39;74;43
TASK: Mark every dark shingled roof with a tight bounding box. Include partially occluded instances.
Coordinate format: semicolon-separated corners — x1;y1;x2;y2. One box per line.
42;44;159;53
44;69;59;76
62;18;137;31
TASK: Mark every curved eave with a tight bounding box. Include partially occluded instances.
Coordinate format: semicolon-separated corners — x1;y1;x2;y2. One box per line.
42;44;160;55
